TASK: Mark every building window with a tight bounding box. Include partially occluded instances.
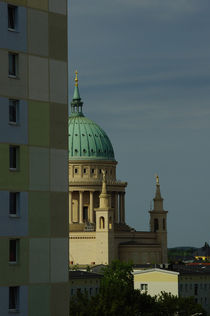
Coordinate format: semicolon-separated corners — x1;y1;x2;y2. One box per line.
91;168;95;174
109;216;112;229
8;5;17;30
83;168;86;174
9;99;19;124
9;239;19;263
9;286;19;312
154;218;159;232
74;168;78;174
9;145;19;170
99;216;105;229
89;288;92;296
9;192;20;216
194;284;198;295
8;52;18;78
140;284;148;291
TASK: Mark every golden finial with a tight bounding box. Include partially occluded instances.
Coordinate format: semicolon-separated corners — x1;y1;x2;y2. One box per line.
155;173;159;185
75;70;78;87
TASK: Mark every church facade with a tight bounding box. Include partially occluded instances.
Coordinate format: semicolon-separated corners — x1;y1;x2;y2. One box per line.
69;73;168;265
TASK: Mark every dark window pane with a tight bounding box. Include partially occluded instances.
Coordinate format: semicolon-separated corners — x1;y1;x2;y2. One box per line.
9;240;17;262
9;192;18;215
8;6;16;30
9;146;17;169
9;100;18;123
154;218;159;232
9;287;19;310
9;53;17;76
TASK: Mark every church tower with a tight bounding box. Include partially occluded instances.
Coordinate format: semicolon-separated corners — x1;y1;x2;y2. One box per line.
95;171;115;264
149;176;168;263
69;73;169;266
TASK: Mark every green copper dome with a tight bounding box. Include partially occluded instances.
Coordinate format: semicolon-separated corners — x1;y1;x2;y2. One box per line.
68;73;115;161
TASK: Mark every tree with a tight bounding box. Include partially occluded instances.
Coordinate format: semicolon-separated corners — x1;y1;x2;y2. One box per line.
70;262;207;316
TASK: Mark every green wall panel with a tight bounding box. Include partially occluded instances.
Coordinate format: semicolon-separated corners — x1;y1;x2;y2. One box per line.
51;283;69;316
29;285;50;316
28;101;49;147
0;238;29;285
0;144;29;191
49;13;67;61
50;192;68;237
29;192;50;237
50;103;68;149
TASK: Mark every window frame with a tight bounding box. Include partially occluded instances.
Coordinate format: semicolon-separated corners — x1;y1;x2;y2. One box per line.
8;5;18;31
140;283;148;291
8;52;19;78
9;99;19;125
9;239;19;264
9;286;19;312
9;192;20;217
9;145;19;171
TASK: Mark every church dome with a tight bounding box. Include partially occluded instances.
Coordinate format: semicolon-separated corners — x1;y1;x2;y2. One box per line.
68;72;115;161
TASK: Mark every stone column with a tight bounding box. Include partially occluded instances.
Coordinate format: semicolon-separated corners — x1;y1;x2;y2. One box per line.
79;191;83;224
119;193;122;223
69;191;72;224
115;192;119;223
122;192;125;224
90;191;94;223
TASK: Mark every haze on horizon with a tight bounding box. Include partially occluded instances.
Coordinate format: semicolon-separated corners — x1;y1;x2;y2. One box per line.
69;0;210;248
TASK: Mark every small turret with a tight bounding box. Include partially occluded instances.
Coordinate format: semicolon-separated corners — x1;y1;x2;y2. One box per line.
149;175;168;263
94;170;115;264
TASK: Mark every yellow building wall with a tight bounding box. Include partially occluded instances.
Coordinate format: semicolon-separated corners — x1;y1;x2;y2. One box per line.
134;270;179;297
69;234;96;265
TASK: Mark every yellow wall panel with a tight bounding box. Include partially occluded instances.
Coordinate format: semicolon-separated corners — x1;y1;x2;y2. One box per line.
27;0;48;11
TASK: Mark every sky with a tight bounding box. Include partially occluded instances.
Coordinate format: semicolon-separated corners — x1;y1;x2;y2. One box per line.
69;0;210;248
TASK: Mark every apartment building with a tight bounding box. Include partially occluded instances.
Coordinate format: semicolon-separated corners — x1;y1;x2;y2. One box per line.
0;1;69;315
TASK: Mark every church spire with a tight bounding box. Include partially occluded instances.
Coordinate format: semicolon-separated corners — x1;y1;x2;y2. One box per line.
70;70;84;116
153;174;164;211
99;170;111;208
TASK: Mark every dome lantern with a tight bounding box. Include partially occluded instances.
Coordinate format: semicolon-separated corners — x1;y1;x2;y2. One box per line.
70;71;84;117
68;72;115;161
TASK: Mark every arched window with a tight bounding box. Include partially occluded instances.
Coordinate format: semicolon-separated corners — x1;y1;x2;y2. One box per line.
154;218;159;232
99;216;105;229
109;216;112;229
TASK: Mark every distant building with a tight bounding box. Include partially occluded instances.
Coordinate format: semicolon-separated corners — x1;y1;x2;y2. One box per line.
69;271;102;297
69;75;168;265
194;242;210;262
172;264;210;315
0;1;69;315
133;268;179;297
